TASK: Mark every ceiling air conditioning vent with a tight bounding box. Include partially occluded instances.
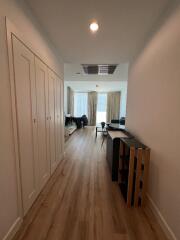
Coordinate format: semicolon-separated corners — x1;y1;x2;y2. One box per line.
82;64;118;75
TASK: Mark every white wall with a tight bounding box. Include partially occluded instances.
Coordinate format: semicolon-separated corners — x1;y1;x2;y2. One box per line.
64;81;127;118
0;0;63;239
126;5;180;240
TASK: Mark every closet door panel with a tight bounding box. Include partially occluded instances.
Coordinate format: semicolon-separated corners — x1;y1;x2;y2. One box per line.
12;36;38;215
35;57;50;190
55;79;61;163
60;79;64;155
48;69;57;174
45;67;50;180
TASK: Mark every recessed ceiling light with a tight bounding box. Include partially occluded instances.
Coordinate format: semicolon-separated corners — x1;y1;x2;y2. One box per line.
90;22;99;33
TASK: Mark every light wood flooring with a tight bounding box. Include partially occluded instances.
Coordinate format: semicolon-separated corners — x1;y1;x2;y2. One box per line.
13;127;168;240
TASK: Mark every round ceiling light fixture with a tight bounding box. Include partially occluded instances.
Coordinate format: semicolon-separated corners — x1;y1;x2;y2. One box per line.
90;21;99;33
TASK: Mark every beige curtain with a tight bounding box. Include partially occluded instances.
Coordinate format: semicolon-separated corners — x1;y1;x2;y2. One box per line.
107;92;121;122
88;91;97;126
67;86;74;115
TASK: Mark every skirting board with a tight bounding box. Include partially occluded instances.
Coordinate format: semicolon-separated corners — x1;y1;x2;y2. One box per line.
2;217;22;240
146;194;177;240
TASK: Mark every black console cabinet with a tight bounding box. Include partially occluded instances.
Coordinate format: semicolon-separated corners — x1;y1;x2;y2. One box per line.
106;131;129;181
106;134;120;181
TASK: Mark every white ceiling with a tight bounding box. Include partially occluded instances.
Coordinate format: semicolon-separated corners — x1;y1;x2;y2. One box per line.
64;63;128;81
26;0;171;63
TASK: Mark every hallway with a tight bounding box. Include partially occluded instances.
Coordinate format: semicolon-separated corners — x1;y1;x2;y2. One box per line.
14;128;167;240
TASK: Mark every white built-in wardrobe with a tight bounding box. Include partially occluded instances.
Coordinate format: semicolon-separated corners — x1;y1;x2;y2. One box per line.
10;35;64;216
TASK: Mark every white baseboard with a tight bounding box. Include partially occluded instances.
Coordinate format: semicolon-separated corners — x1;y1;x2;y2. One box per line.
146;194;177;240
2;217;22;240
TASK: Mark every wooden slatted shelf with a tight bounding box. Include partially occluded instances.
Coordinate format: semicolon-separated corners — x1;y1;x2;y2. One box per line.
118;137;150;207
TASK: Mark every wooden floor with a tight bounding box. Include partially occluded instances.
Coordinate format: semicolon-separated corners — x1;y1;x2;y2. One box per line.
14;127;167;240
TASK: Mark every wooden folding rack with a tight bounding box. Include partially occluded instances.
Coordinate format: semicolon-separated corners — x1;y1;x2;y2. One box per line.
119;138;150;207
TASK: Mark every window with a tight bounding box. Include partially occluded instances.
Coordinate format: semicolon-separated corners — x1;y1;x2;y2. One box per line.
96;93;107;123
74;92;88;117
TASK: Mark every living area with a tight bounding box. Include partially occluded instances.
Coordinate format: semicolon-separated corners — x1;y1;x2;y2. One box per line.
64;63;128;138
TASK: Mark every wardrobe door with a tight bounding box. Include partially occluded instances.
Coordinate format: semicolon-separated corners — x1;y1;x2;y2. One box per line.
35;57;50;190
12;36;38;215
60;79;64;155
55;78;61;163
48;69;57;174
